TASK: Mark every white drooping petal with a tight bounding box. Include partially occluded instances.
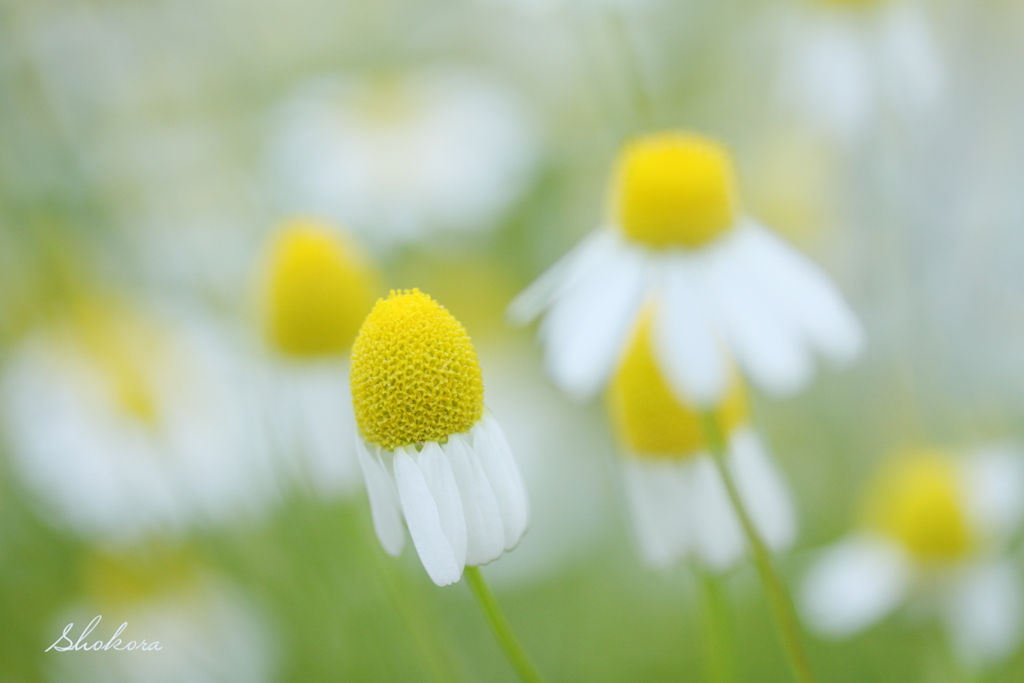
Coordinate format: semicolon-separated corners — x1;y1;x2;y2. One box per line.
729;429;797;553
445;433;506;566
653;260;729;407
393;448;463;586
539;237;647;401
417;441;468;569
699;236;812;397
269;360;361;497
620;457;690;568
963;445;1024;542
689;454;746;571
471;414;529;550
355;437;405;557
799;535;911;638
739;224;864;366
944;561;1024;667
507;228;618;325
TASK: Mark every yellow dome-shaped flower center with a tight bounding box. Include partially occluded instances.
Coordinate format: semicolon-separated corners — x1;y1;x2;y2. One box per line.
608;313;747;456
612;132;739;250
265;219;378;357
865;450;974;562
350;289;484;450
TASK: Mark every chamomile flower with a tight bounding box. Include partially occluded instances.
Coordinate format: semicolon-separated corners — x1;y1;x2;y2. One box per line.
0;300;274;546
800;447;1024;667
267;67;540;252
350;289;529;587
775;0;944;141
510;131;863;407
257;218;379;497
608;314;796;570
48;554;277;683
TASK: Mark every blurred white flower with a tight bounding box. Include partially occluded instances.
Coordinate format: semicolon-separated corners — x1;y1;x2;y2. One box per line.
800;446;1024;667
510;131;863;407
48;555;277;683
0;300;276;546
775;0;944;141
254;217;379;498
350;290;529;587
267;67;541;251
607;313;796;570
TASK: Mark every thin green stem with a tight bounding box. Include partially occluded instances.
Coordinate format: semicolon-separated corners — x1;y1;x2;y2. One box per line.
698;567;737;683
464;566;545;683
701;413;818;683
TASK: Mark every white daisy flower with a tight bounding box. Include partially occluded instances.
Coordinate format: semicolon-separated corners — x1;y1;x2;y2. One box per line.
775;0;944;141
800;446;1024;667
267;67;540;252
0;300;275;546
256;217;379;498
47;555;277;683
608;313;797;570
510;131;863;407
349;289;529;587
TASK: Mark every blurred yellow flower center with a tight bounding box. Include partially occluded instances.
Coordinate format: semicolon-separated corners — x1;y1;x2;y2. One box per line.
350;289;484;450
613;132;739;250
265;219;377;357
865;451;974;562
608;314;747;456
73;306;163;425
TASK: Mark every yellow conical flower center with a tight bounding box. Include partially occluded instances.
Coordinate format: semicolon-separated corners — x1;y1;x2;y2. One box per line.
83;550;199;607
612;132;739;250
608;314;747;456
865;450;974;562
350;289;484;450
265;219;377;357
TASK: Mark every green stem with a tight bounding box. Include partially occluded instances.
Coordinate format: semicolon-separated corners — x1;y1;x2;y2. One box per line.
698;567;737;683
464;566;546;683
701;413;818;683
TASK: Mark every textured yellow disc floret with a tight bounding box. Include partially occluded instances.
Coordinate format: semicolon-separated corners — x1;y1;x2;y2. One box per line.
265;219;377;357
612;132;739;250
350;289;484;450
608;314;747;457
864;450;973;562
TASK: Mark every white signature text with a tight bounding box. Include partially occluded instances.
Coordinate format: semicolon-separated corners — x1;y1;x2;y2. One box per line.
46;616;162;652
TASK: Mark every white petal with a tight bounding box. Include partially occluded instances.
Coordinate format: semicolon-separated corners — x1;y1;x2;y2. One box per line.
700;237;813;397
652;262;729;407
507;228;618;325
620;457;690;568
799;535;911;638
355;438;405;556
393;448;463;586
445;433;506;566
471;414;529;550
963;445;1024;541
539;239;647;401
417;441;468;569
739;224;864;366
689;454;746;571
944;561;1023;667
729;429;797;553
